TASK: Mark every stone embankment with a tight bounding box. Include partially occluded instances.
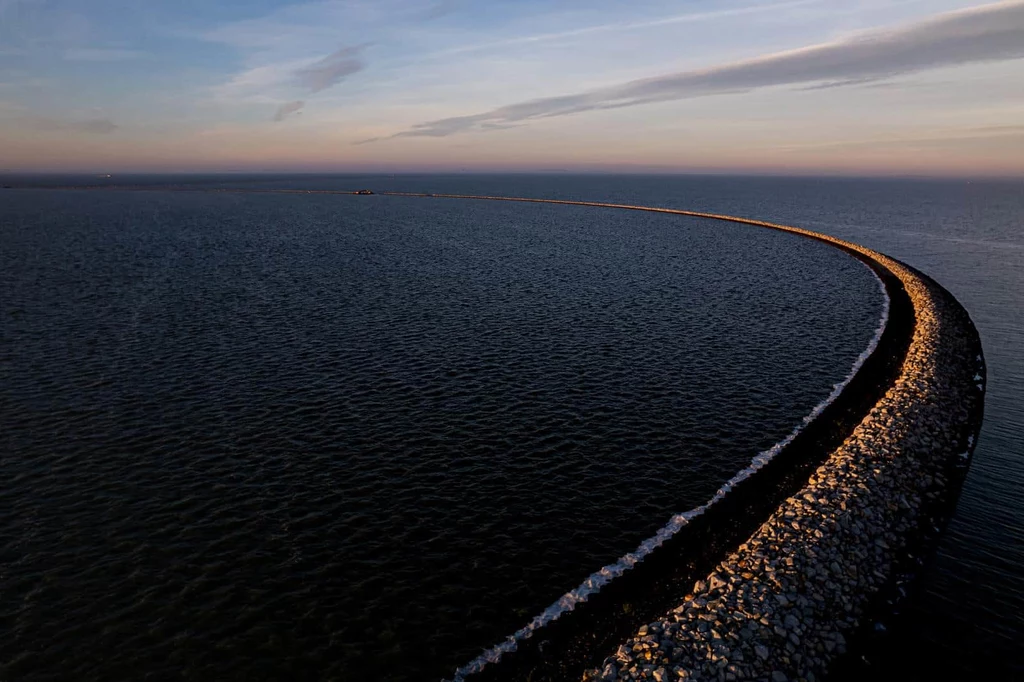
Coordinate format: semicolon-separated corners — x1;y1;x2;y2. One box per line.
374;193;983;682
583;251;984;682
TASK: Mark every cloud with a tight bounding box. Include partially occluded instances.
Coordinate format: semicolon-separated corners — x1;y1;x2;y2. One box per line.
273;100;305;121
376;0;1024;140
202;0;452;51
434;0;814;59
208;45;367;106
418;0;459;21
293;45;366;93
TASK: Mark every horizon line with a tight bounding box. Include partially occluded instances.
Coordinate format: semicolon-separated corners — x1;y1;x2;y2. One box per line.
2;168;1022;182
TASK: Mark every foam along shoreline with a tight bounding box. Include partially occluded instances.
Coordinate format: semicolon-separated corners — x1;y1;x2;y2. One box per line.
372;193;982;682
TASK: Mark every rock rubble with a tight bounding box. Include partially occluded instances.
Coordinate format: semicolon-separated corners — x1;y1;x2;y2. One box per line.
583;245;984;682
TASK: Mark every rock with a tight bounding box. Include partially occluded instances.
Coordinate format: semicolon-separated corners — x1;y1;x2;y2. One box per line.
574;259;982;682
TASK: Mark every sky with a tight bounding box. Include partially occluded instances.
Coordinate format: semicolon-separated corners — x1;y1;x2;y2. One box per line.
1;0;1023;175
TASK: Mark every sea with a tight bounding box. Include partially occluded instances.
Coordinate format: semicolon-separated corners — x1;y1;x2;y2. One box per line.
1;174;1021;681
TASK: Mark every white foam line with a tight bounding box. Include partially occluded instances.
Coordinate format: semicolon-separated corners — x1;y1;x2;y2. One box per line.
449;263;891;682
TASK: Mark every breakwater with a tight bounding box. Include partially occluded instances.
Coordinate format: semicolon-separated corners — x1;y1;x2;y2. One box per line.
587;258;985;682
371;194;983;682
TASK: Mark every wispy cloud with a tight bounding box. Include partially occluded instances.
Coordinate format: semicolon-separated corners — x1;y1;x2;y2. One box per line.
208;44;367;106
293;45;366;93
373;0;1024;141
198;0;453;109
273;100;305;122
202;0;446;51
418;0;460;22
434;0;816;58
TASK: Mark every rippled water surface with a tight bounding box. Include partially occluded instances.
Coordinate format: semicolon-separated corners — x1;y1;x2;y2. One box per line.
0;184;885;681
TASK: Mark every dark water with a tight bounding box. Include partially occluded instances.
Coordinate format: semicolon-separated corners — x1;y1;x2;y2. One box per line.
0;183;886;681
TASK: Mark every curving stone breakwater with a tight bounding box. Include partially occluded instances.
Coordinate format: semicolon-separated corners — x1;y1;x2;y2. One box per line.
367;194;983;682
582;244;985;682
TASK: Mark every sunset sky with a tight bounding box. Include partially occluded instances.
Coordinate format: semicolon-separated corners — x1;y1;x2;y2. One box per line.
1;0;1023;175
